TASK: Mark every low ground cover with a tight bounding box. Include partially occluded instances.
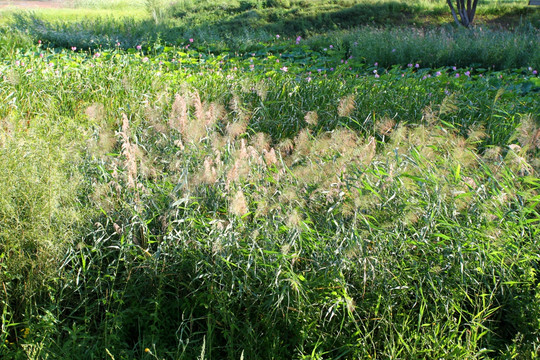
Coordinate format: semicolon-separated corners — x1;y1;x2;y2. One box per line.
1;1;540;359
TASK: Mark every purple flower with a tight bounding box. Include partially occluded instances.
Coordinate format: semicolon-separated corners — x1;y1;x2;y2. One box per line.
306;77;312;82
276;34;280;39
415;63;419;68
452;66;457;71
330;67;334;71
436;71;441;76
533;70;538;75
189;38;194;43
373;70;378;74
392;48;396;53
374;62;378;67
455;73;460;78
375;74;380;78
407;63;413;68
71;46;77;51
136;45;142;50
329;45;333;49
94;52;101;58
465;71;470;77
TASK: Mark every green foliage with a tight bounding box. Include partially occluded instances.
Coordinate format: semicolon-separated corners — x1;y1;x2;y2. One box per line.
1;3;540;358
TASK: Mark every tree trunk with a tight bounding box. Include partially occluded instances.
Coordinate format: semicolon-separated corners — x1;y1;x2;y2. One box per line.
447;0;478;27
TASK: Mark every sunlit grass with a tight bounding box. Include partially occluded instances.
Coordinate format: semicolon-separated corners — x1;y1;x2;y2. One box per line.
0;2;539;358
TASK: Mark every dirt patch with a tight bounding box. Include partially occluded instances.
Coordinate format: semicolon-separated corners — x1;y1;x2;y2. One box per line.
0;1;70;9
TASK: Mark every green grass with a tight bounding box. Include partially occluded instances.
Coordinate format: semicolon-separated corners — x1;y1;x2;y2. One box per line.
1;1;540;359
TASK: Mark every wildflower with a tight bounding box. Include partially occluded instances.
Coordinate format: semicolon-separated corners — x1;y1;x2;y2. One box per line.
71;46;76;51
281;66;288;72
189;38;194;43
94;52;100;58
436;71;441;76
136;45;142;50
455;73;460;78
374;62;378;66
407;63;413;68
38;40;42;44
296;36;301;44
39;53;44;58
317;69;322;73
145;348;151;353
373;70;377;74
323;48;327;51
353;41;358;46
452;66;457;71
465;71;470;77
392;48;396;52
306;77;312;82
15;60;20;66
142;57;149;62
415;63;419;68
533;70;538;75
276;34;280;39
329;45;334;49
375;74;380;78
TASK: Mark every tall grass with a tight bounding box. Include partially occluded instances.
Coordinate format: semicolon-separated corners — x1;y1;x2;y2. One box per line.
1;4;540;357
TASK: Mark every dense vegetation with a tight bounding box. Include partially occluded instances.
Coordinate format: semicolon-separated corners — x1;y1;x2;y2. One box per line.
1;0;539;358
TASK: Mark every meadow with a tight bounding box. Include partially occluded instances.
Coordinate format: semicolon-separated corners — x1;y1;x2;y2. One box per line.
1;0;540;358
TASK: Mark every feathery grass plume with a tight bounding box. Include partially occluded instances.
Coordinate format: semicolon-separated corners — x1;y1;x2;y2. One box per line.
304;111;318;126
202;157;218;184
255;80;268;100
226;157;249;190
483;146;502;162
362;136;377;165
84;103;105;123
211;132;227;151
452;135;477;168
375;117;396;137
226;120;248;140
388;123;409;150
515;114;540;151
145;106;168;134
287;208;303;228
278;138;294;157
263;148;278;166
421;105;438;126
252;132;270;152
439;93;458;115
330;128;360;158
337;94;356;117
205;102;225;128
192;90;205;124
293;128;312;158
505;145;533;176
119;113;137;189
467;124;487;146
230;189;248;217
169;93;188;134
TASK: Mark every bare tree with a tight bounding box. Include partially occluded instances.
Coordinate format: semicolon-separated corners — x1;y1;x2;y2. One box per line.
447;0;479;27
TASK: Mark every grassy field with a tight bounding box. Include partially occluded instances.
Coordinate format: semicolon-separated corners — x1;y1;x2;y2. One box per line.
1;1;540;359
